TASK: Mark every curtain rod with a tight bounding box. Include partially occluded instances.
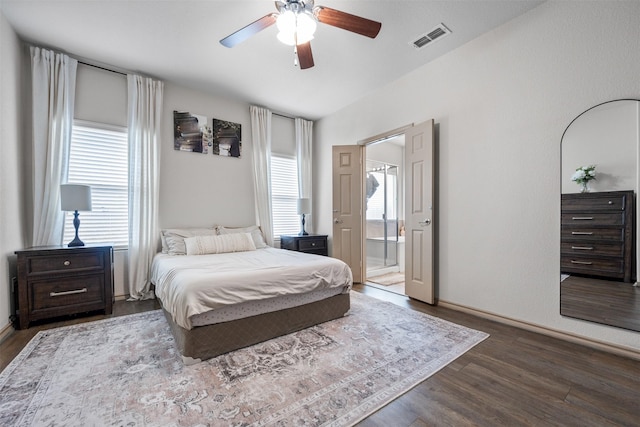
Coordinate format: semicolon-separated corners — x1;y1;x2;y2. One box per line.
273;111;295;120
78;60;127;76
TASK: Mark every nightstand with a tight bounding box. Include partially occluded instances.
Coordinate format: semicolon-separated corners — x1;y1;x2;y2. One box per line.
14;244;114;329
280;235;328;256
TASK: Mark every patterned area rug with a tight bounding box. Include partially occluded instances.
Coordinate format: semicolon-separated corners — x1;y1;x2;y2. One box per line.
0;292;488;426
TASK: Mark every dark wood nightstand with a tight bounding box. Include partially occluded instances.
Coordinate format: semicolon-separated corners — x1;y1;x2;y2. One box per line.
14;244;114;329
280;235;328;256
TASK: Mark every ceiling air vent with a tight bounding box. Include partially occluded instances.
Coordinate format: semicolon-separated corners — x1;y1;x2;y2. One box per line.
411;23;451;49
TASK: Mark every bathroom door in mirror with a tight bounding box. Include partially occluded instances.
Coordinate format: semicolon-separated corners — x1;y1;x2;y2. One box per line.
560;99;640;332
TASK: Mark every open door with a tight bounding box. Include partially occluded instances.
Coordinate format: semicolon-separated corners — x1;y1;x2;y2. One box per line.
332;145;364;283
404;120;435;304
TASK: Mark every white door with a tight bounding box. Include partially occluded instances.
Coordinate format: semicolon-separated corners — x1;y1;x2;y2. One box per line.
332;145;364;283
404;120;435;303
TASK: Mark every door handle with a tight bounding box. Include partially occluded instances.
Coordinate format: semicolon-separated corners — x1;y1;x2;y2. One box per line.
334;218;343;224
419;219;431;226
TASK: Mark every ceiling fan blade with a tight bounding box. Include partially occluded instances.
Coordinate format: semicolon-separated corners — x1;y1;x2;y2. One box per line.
297;42;314;70
220;14;278;48
315;6;381;39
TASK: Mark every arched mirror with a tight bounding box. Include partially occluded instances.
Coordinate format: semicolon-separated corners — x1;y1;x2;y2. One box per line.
560;99;640;331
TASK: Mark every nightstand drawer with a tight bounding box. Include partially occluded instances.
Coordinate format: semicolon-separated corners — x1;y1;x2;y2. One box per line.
27;252;104;276
299;238;326;251
15;245;114;328
30;275;105;311
280;235;329;256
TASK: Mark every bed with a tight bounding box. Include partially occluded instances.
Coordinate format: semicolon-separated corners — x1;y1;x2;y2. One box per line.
150;226;352;364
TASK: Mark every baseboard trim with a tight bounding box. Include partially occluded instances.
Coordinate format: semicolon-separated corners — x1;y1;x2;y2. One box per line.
0;322;15;345
438;300;640;361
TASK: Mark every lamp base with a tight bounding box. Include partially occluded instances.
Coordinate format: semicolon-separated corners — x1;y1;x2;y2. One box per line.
67;237;85;247
67;210;85;247
299;213;308;236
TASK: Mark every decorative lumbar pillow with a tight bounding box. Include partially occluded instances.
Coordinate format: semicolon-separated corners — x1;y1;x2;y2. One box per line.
184;233;257;255
162;228;217;255
217;225;268;249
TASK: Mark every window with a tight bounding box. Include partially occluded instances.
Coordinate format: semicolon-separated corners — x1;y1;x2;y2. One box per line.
63;120;129;247
270;155;300;238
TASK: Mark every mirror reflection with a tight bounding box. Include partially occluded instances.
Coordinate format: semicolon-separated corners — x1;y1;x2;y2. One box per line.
560;99;640;331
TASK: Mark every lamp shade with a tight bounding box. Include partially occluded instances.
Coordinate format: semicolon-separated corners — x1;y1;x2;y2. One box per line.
296;198;311;215
60;184;92;211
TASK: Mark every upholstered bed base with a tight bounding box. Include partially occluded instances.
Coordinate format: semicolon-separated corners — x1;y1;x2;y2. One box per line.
161;293;351;364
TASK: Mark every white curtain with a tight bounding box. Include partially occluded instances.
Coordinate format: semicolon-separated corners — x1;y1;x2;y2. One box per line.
295;118;313;231
250;106;274;247
30;47;77;246
127;74;164;300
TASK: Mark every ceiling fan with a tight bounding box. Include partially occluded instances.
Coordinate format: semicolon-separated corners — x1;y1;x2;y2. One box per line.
220;0;382;70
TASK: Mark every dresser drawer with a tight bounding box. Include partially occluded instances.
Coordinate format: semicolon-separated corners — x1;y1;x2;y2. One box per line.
561;212;624;226
561;228;624;243
561;241;624;258
30;274;105;311
27;252;104;276
298;238;326;251
562;193;629;212
561;256;625;277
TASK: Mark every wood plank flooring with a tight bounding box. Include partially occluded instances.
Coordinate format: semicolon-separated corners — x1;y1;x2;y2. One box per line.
561;275;640;332
1;287;638;426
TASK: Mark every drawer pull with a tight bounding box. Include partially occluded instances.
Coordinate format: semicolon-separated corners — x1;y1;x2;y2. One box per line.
311;242;316;246
571;246;593;250
63;260;71;266
571;217;593;220
50;288;87;297
571;231;593;235
570;260;593;265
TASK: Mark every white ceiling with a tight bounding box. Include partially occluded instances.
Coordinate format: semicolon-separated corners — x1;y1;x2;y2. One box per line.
1;0;543;120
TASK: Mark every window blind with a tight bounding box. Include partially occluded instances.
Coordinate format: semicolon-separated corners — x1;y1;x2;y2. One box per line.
270;155;300;237
63;121;129;247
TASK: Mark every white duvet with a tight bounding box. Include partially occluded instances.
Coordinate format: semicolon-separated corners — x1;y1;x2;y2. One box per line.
151;247;353;330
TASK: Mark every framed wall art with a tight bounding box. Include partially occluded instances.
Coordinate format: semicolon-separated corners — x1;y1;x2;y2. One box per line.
213;118;242;158
174;110;212;154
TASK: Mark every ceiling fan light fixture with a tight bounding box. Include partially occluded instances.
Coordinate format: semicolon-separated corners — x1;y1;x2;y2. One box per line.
276;8;317;46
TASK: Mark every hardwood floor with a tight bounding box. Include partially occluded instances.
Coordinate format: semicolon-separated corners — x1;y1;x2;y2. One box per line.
561;275;640;332
1;288;638;426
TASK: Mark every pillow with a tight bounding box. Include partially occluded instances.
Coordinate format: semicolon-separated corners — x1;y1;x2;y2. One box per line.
217;225;268;249
160;233;168;254
161;228;217;255
184;233;256;255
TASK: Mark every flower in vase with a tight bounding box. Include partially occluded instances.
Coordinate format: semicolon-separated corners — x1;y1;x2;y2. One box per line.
571;165;596;192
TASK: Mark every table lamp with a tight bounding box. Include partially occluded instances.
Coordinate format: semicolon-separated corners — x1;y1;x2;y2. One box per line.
297;198;311;236
60;184;92;247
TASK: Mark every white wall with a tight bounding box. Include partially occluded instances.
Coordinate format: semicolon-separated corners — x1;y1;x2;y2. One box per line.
315;1;640;351
159;85;255;230
0;11;26;337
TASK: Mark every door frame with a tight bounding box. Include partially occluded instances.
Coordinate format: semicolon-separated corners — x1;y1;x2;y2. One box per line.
359;124;413;286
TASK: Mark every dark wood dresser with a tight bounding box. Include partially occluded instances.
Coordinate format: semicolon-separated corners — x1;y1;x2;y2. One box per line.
561;191;635;282
14;245;114;329
280;235;328;256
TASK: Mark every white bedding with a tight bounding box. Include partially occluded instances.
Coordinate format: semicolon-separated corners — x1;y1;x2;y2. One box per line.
150;247;353;330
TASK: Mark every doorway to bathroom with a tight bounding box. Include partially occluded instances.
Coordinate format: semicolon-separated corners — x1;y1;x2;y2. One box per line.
365;135;405;295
